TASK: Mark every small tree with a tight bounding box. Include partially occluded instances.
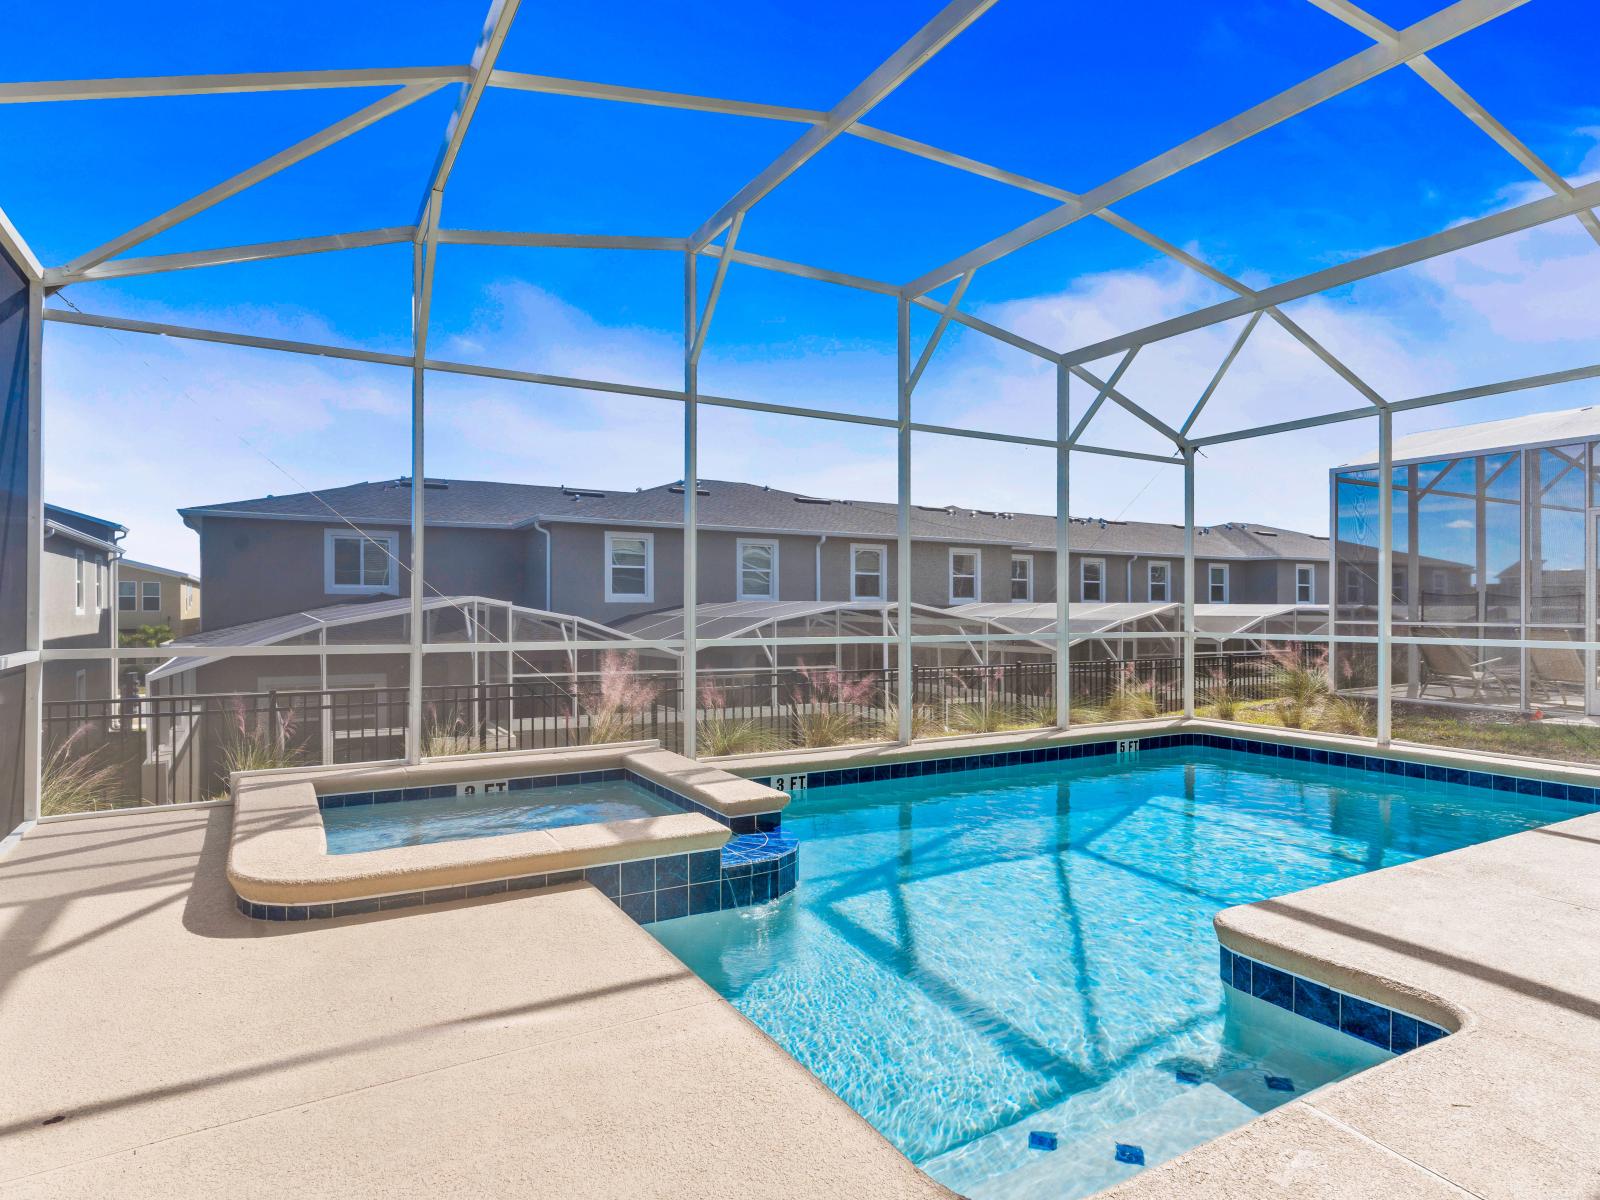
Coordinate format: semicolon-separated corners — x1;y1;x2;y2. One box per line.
120;624;172;649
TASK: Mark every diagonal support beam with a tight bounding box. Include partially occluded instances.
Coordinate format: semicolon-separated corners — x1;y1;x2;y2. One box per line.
1181;310;1262;436
689;212;744;366
1066;362;1188;450
0;203;43;279
903;0;1529;297
1067;349;1139;444
1307;0;1600;248
0;67;468;103
904;270;974;395
61;83;444;276
1063;176;1600;367
45;228;417;286
687;0;997;251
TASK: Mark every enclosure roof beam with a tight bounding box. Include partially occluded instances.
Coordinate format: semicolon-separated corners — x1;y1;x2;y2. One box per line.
1181;310;1262;436
901;0;1529;298
904;270;973;396
1063;176;1600;368
488;70;823;124
687;0;997;251
1307;0;1600;248
44;227;418;286
0;66;471;103
0;203;43;279
59;82;445;277
41;305;1178;466
1191;360;1600;448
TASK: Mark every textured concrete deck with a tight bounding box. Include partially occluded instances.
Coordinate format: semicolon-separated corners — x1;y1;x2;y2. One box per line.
0;806;952;1199
1106;805;1600;1200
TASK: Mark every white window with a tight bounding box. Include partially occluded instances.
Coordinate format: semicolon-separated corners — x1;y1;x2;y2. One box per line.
142;580;161;611
949;548;980;605
1080;557;1105;603
74;549;85;613
1010;555;1033;602
1148;561;1171;602
324;529;399;595
1208;563;1229;603
1295;563;1315;604
118;580;136;611
850;544;886;602
1343;566;1364;605
605;531;654;603
736;539;778;601
95;562;105;610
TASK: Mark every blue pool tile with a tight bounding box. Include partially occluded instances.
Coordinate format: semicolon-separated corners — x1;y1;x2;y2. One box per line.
1574;786;1600;807
619;890;655;923
333;897;381;917
373;789;403;804
689;881;721;915
527;775;557;790
1417;1022;1446;1046
584;863;621;899
1250;962;1294;1010
1516;777;1542;796
1264;1075;1295;1092
265;904;288;921
424;885;467;905
655;885;688;922
319;795;344;809
465;878;507;898
756;812;782;832
1114;1143;1144;1166
1424;764;1446;782
1218;946;1232;985
1309;749;1328;765
1390;1013;1420;1054
509;873;547;891
1467;772;1493;791
1231;954;1251;994
1493;774;1517;792
1541;780;1569;800
777;863;797;894
381;892;424;911
1327;751;1346;768
751;872;773;903
309;903;333;920
1340;995;1392;1050
1028;1131;1058;1152
285;905;309;921
556;773;579;787
546;870;582;886
654;854;689;890
507;776;533;791
1443;768;1467;786
1294;978;1341;1030
401;786;431;802
429;784;456;798
619;858;655;896
731;815;758;834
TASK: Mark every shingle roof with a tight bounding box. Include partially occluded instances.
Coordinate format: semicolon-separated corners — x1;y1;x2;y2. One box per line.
180;476;1326;559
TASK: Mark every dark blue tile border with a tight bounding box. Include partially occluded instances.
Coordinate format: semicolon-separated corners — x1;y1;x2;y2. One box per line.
236;828;799;925
746;731;1600;808
320;767;785;832
1220;945;1448;1056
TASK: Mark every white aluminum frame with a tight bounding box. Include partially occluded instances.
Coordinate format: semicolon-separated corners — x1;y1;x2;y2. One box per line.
3;0;1595;817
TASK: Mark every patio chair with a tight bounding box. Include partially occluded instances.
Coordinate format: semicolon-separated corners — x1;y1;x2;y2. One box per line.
1418;641;1512;702
1528;643;1587;709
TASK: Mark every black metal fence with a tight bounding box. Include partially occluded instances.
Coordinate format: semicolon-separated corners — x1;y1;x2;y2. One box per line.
42;650;1311;812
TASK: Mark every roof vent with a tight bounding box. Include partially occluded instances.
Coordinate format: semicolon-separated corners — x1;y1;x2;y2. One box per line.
563;488;606;500
794;495;834;505
393;477;448;490
668;484;711;496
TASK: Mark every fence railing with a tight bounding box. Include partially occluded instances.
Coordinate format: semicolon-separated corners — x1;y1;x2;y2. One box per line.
42;651;1308;813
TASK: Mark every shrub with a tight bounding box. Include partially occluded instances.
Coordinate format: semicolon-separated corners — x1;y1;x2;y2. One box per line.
220;697;305;775
697;679;783;756
1320;695;1376;737
1207;668;1238;721
583;651;657;746
41;724;127;816
1105;664;1159;721
877;701;940;741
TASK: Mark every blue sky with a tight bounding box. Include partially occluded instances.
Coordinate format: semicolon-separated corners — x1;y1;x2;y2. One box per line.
3;0;1598;570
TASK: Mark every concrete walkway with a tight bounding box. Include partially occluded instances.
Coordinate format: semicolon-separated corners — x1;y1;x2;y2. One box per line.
0;806;952;1199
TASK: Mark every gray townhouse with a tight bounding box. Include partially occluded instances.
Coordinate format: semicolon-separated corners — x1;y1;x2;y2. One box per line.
178;476;1329;635
41;504;125;704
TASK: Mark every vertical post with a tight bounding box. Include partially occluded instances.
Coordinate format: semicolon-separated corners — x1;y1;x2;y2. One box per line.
406;231;430;764
319;628;332;765
682;250;699;759
1055;362;1071;728
1377;407;1393;746
21;274;43;822
1183;447;1196;719
895;298;914;743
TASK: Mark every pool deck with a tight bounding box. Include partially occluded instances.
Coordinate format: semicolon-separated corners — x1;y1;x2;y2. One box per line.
0;805;952;1199
7;721;1600;1198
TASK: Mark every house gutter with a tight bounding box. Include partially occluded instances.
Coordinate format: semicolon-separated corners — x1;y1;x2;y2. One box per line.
815;535;828;601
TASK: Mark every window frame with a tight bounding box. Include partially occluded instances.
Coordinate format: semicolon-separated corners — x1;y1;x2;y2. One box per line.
74;549;85;614
735;538;780;602
948;547;981;606
1208;563;1230;603
1080;556;1106;603
849;543;887;602
1295;562;1315;604
323;528;400;596
118;579;136;612
1009;554;1033;603
141;580;162;611
1148;560;1171;603
604;530;655;604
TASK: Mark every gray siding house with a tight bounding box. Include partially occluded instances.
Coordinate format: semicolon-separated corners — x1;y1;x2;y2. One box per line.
179;477;1329;634
42;504;125;704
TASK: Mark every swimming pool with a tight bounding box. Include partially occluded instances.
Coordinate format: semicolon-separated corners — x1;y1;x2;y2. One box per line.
649;745;1587;1198
321;779;682;854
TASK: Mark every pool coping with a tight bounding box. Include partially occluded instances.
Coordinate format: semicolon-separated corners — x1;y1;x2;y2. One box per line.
227;743;788;908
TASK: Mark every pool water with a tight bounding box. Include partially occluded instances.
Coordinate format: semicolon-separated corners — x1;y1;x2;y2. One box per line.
649;748;1587;1198
320;780;682;854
